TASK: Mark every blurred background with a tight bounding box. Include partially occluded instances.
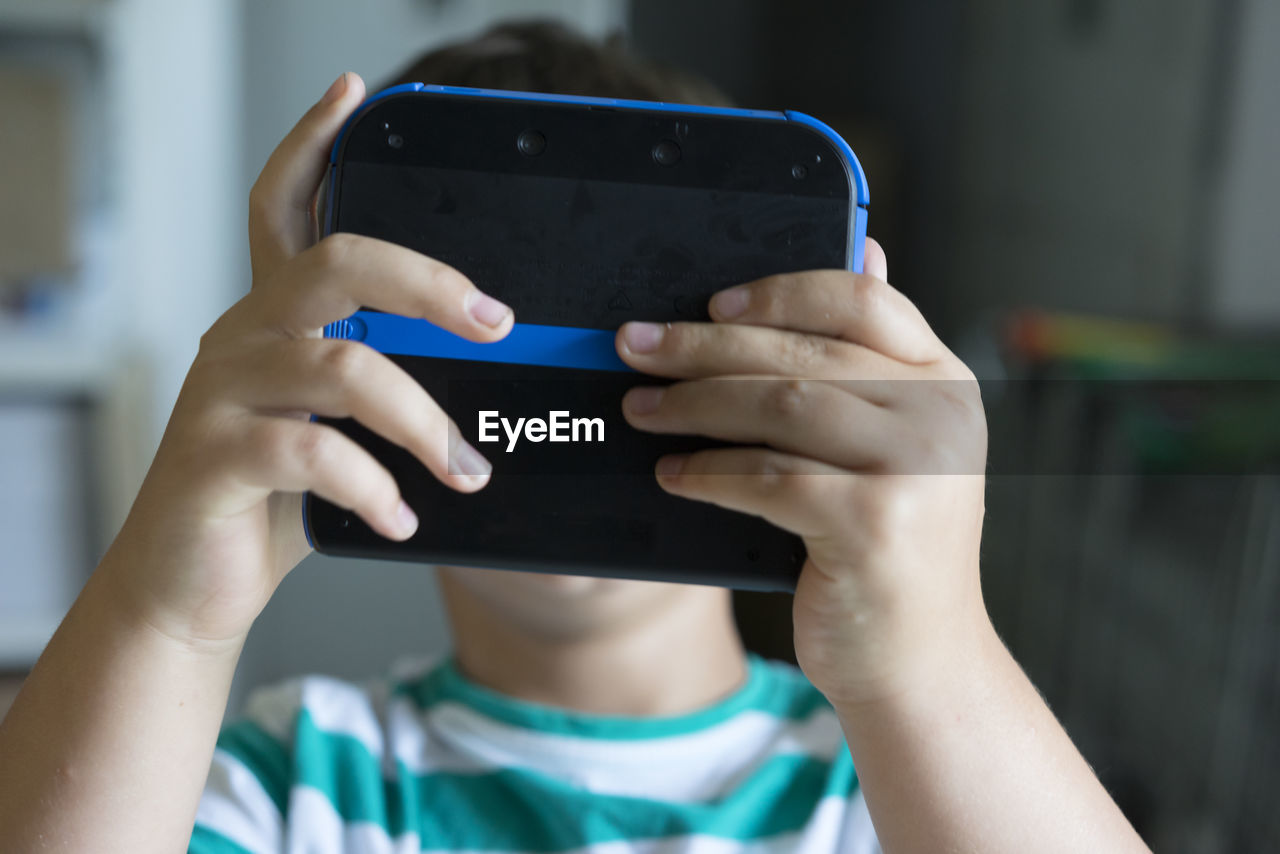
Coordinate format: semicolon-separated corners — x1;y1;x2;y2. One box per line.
0;0;1276;851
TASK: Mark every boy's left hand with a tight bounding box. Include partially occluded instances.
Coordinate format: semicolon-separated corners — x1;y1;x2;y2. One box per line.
616;240;990;707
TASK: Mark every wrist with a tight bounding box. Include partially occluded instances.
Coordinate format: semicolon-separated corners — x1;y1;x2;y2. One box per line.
90;545;249;661
827;613;1010;724
810;576;1002;699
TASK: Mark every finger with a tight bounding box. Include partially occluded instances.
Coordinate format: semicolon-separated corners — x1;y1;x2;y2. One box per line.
622;377;892;470
616;319;908;384
222;337;492;491
227;415;417;541
864;236;888;281
650;446;852;538
254;232;513;340
249;71;367;280
706;269;944;364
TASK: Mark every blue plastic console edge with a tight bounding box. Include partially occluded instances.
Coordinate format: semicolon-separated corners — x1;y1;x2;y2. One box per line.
327;83;870;207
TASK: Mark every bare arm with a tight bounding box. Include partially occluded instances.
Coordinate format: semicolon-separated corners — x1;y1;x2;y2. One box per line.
0;557;242;853
0;70;506;853
833;617;1147;852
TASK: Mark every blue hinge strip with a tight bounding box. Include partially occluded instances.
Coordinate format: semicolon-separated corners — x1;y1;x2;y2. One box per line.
327;311;634;373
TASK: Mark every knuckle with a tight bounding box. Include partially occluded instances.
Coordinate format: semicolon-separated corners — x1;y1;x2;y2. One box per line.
912;433;953;473
318;340;367;385
424;259;467;295
764;378;810;419
756;454;793;496
291;424;337;473
930;372;988;449
313;231;359;268
780;333;835;370
247;420;291;460
235;420;294;478
903;427;974;475
850;272;887;314
934;382;974;423
754;454;832;507
752;279;787;319
167;414;229;480
803;470;845;504
416;263;470;318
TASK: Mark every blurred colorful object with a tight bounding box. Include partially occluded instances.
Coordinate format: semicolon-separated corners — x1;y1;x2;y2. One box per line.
1003;310;1280;472
1005;310;1280;380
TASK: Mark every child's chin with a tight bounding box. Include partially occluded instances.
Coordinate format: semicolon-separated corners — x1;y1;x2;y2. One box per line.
525;572;643;599
440;565;635;600
438;565;695;640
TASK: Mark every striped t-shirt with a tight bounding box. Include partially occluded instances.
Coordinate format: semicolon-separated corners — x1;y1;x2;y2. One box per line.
189;652;880;853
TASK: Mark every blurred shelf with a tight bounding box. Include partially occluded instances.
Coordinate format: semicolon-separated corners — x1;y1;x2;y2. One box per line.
0;0;106;34
0;613;62;668
0;329;115;395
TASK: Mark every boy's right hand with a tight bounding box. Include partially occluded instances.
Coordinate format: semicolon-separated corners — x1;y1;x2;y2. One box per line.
102;72;509;648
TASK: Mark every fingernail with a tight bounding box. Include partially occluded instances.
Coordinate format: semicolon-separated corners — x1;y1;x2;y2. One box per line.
467;292;511;327
395;499;419;537
656;455;686;478
453;440;493;479
711;286;749;319
623;321;665;354
626;386;664;415
321;72;349;106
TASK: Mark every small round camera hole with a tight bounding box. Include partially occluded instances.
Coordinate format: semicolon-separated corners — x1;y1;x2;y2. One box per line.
791;163;809;180
652;139;682;167
387;133;404;150
517;129;546;157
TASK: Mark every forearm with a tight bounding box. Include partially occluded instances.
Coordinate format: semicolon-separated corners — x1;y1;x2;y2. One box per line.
0;548;243;854
835;620;1149;854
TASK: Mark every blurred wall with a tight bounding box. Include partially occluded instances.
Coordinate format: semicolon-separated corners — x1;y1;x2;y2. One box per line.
1209;0;1280;326
110;0;243;477
950;0;1222;327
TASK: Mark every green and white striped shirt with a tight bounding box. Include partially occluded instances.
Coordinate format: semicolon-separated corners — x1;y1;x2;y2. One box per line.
189;653;880;853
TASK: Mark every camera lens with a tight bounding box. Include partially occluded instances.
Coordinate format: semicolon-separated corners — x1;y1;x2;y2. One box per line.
652;139;681;167
387;133;404;149
791;163;808;180
517;129;546;156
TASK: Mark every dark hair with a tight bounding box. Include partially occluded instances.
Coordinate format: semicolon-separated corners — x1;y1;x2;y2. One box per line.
383;19;734;107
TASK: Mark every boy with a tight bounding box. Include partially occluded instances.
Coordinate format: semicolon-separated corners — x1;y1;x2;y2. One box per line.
0;21;1149;854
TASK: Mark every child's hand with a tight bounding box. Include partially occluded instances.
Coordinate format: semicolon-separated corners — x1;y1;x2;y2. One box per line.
104;72;510;647
616;244;989;706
